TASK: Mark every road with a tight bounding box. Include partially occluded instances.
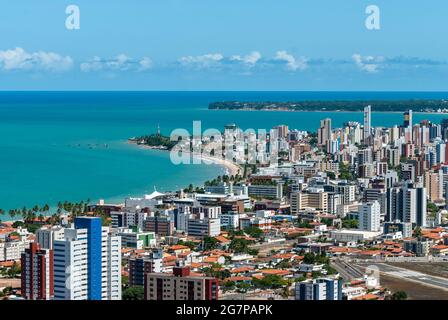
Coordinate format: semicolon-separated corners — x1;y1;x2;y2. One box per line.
355;262;448;291
331;258;364;281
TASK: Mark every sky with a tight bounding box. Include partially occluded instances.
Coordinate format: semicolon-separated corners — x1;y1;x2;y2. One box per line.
0;0;447;91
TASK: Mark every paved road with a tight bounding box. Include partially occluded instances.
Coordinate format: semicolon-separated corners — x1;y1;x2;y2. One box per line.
331;259;364;281
355;262;448;291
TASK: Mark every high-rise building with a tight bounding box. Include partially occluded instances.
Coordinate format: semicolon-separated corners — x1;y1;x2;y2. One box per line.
53;217;121;300
404;110;413;129
358;201;381;232
441;118;448;140
363;105;371;143
295;278;342;300
21;242;54;300
424;170;444;202
386;183;427;227
35;226;65;250
274;125;289;139
318;118;332;146
144;266;219;300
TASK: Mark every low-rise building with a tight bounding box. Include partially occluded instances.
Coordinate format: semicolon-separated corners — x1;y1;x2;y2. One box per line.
144;266;219;300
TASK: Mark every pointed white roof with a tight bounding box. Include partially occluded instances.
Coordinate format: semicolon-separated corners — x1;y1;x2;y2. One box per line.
144;190;165;200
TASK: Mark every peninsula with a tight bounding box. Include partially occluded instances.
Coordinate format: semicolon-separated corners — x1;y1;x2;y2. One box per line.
209;99;448;113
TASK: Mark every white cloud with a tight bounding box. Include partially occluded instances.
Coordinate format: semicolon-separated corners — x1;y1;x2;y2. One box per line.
139;57;153;71
274;51;308;71
178;53;224;69
80;54;152;72
352;54;384;73
0;47;73;72
230;51;262;67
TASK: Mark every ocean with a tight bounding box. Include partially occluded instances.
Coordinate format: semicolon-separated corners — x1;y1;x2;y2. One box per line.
1;91;448;217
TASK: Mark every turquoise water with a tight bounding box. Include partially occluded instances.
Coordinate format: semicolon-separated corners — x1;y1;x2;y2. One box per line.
1;91;448;216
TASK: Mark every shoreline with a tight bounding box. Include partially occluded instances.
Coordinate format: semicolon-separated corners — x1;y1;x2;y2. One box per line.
128;140;242;177
209;108;448;115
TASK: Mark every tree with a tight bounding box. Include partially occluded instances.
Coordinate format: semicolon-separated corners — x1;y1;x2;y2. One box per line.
244;226;263;239
427;202;438;217
342;218;358;229
6;262;21;278
122;275;129;288
414;226;422;238
229;238;251;254
339;162;353;181
224;281;236;291
326;171;336;180
236;282;251;292
203;236;219;251
252;275;287;289
390;291;407;300
122;286;145;300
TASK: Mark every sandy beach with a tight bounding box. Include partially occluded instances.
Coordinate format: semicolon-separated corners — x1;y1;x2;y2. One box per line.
128;140;242;177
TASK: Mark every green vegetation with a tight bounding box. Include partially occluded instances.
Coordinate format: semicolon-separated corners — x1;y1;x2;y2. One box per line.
427;202;438;217
339;162;354;181
243;226;263;239
229;238;258;256
203;236;219;251
209;100;448;112
223;281;236;291
0;262;21;278
204;174;244;186
201;264;231;280
341;217;359;229
326;171;336;180
390;291;408;300
177;240;199;250
122;286;145;300
132;133;178;150
252;274;288;289
303;252;330;265
413;226;423;238
0;287;13;298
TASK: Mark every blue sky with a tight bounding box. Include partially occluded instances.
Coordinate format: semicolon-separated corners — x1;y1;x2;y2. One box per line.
0;0;447;90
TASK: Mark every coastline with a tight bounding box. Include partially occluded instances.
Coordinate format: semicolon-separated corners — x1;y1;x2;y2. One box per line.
209;108;448;115
128;140;242;177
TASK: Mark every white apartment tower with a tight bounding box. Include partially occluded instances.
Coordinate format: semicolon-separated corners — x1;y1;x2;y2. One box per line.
358;201;381;232
53;217;121;300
